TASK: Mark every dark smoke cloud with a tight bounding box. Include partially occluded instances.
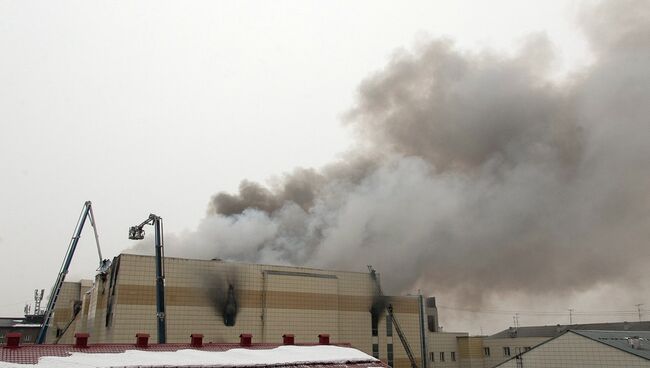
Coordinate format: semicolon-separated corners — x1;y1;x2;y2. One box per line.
130;0;650;306
210;169;324;216
209;155;380;217
369;268;389;331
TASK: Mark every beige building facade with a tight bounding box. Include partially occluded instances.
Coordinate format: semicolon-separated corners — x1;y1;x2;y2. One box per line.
481;336;545;367
426;332;468;367
48;254;429;368
43;279;93;344
41;255;650;368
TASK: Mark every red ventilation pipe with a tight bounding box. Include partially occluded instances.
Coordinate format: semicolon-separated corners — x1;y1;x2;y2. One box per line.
135;333;150;348
282;334;295;345
5;333;21;348
74;333;89;348
239;333;252;347
190;334;204;348
318;334;330;345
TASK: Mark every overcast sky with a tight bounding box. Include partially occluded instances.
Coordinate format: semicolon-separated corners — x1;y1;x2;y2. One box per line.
0;1;606;332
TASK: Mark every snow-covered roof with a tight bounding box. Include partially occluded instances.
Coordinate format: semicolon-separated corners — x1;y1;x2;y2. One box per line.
0;344;386;368
9;324;41;328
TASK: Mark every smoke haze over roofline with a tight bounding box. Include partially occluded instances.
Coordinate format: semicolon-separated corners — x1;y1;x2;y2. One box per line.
129;0;650;315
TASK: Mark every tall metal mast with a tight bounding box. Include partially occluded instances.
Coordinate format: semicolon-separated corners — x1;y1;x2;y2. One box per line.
37;201;108;344
128;214;166;344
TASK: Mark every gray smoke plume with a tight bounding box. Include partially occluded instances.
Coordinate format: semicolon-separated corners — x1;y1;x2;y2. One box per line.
131;0;650;306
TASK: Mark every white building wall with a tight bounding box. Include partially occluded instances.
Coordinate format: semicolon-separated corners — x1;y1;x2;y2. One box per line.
482;336;547;367
427;332;467;368
497;332;650;368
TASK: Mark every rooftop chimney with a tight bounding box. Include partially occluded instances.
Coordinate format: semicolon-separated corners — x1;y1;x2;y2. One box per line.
190;334;204;348
318;334;330;345
508;327;517;338
74;333;89;348
135;333;150;348
283;334;295;345
4;333;21;348
239;333;252;347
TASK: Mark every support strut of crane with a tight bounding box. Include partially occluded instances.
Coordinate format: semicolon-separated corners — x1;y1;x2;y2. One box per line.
36;201;110;344
128;214;166;344
387;304;419;368
53;301;82;344
368;266;419;368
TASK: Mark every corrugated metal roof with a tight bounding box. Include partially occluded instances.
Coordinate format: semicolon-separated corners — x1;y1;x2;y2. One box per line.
0;316;44;329
0;318;24;328
493;330;650;367
488;321;650;339
572;330;650;361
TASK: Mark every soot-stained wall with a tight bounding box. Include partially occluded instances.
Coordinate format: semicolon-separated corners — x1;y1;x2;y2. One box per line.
70;254;423;368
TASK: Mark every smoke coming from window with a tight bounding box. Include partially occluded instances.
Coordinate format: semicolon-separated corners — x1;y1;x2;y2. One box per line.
204;267;240;327
130;0;650;306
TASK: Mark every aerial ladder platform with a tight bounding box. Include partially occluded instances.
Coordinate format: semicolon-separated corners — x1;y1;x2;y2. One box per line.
128;213;167;344
36;201;110;344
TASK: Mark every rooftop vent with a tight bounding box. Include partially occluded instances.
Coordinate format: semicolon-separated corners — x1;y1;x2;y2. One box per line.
190;334;204;348
135;333;150;348
74;333;89;348
239;333;252;347
283;334;295;345
318;334;330;345
508;327;517;338
4;333;21;348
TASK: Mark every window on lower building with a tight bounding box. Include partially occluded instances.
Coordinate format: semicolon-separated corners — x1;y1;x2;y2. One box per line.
430;352;435;362
484;347;491;356
440;352;445;362
451;351;456;361
372;343;379;358
516;355;524;368
524;346;532;352
503;347;511;356
387;344;394;367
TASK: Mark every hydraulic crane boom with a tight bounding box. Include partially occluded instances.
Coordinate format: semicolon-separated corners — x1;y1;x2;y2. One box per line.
129;214;166;344
37;201;109;344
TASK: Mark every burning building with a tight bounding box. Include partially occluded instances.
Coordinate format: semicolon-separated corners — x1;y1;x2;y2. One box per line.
47;254;439;368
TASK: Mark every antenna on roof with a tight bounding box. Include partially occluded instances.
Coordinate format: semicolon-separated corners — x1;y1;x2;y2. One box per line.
513;313;519;329
635;304;644;322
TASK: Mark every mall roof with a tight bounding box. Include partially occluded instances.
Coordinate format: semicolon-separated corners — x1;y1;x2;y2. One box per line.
489;320;650;339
